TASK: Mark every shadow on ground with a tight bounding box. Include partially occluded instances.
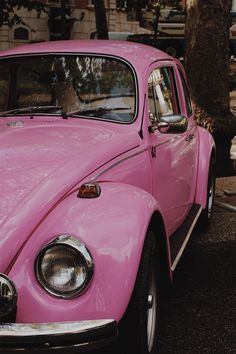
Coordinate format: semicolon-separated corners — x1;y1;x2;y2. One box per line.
158;238;236;353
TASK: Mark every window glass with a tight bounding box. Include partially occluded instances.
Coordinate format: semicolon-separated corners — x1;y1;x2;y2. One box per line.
148;67;179;124
178;69;192;115
148;77;158;125
14;27;29;41
17;68;53;108
0;55;136;123
0;69;10;111
148;80;156;116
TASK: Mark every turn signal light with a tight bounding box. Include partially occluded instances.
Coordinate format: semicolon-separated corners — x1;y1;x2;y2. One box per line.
77;183;101;198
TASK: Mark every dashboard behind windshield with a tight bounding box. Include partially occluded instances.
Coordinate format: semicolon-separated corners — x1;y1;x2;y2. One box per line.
0;54;136;122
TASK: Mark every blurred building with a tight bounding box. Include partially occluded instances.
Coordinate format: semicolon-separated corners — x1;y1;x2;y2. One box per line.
0;0;153;50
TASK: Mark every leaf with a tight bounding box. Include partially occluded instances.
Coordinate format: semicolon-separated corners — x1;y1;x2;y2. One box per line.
0;0;46;28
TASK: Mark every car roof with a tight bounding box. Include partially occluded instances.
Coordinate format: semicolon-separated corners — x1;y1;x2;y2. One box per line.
0;40;173;68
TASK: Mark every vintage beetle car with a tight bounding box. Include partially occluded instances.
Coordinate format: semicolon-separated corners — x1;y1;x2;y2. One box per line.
0;40;215;353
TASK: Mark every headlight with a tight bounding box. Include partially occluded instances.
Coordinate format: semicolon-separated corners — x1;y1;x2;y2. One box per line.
35;235;94;299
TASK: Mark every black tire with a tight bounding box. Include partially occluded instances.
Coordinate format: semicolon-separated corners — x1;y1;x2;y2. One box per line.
119;231;160;354
197;158;216;231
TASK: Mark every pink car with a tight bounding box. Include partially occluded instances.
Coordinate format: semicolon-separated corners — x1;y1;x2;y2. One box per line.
0;40;215;354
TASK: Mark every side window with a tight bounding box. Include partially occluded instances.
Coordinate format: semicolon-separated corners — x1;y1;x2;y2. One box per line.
148;75;158;124
148;66;180;125
178;69;192;116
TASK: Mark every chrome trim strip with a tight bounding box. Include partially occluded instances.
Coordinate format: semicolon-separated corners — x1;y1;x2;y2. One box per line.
0;319;117;353
91;147;148;181
0;320;114;337
153;136;179;148
171;206;202;271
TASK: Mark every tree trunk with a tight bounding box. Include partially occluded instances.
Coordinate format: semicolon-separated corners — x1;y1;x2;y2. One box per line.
94;0;109;39
185;0;236;176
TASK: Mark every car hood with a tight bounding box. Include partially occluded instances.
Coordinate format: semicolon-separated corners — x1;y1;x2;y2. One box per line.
0;117;140;271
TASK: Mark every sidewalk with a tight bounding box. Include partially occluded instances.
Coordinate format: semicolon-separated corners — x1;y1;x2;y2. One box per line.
215;176;236;211
223;86;236;207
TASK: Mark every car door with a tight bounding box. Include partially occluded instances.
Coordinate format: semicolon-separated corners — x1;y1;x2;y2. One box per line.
147;63;197;236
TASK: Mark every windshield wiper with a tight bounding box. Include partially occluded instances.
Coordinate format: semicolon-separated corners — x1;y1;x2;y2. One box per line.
65;106;131;118
0;105;62;117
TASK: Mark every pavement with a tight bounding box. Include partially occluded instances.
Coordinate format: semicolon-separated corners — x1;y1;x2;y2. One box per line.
215;175;236;211
157;175;236;354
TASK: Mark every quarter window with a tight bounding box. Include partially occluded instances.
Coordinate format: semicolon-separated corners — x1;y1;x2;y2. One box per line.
148;67;180;124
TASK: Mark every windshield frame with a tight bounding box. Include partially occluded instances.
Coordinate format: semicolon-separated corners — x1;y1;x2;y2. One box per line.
0;53;138;125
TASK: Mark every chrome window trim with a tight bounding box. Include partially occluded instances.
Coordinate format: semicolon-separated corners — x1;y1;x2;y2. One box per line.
0;53;139;125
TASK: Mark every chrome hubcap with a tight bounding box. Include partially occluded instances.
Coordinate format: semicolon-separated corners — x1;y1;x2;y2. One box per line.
208;174;214;218
147;260;157;352
148;294;153;309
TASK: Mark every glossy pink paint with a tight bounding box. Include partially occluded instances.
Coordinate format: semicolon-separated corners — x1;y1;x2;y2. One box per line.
0;117;141;272
0;40;214;325
9;183;163;323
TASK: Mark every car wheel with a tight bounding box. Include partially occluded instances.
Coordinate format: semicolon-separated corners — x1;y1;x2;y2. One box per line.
197;158;216;230
119;230;160;354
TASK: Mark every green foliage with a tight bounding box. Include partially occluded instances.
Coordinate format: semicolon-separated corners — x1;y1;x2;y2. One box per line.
0;0;45;27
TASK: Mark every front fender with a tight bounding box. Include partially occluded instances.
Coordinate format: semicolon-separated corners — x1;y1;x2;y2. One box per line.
9;182;167;324
195;127;215;207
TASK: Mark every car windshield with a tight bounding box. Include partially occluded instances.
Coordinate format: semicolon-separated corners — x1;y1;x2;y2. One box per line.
0;55;136;123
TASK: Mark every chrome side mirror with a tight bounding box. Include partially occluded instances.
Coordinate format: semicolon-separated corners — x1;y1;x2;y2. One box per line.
157;121;169;134
157;114;188;134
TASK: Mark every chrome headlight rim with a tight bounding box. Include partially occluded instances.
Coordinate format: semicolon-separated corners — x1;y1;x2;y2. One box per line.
0;273;17;316
35;234;94;299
